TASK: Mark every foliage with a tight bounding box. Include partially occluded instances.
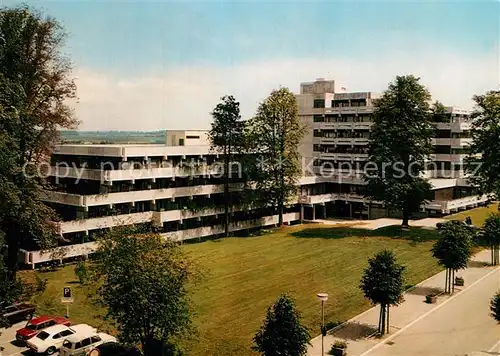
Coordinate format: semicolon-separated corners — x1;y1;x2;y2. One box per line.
466;90;500;198
0;5;78;277
360;250;406;335
74;259;92;285
479;213;500;265
252;294;310;356
490;291;500;323
208;95;245;237
432;220;474;293
0;234;22;310
364;75;434;227
92;227;198;355
246;87;306;226
330;340;347;351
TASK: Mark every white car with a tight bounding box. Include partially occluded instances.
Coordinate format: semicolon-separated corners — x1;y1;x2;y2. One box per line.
59;330;116;356
26;324;97;355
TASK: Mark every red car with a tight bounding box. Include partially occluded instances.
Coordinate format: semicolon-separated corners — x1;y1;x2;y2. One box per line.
16;315;71;343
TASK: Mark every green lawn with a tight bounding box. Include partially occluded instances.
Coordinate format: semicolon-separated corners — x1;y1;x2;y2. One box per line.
24;224;442;356
446;202;498;226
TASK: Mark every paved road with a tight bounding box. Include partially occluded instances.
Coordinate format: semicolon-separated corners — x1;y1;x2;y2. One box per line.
0;321;32;356
360;266;500;356
309;250;500;356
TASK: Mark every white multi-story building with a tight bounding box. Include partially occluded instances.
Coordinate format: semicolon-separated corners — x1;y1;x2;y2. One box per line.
296;78;487;220
20;79;488;268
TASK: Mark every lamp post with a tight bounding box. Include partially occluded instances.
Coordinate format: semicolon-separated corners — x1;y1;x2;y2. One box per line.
317;292;328;356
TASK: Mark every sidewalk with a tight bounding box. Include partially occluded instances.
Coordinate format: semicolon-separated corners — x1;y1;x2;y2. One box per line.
313;217;446;230
308;249;500;356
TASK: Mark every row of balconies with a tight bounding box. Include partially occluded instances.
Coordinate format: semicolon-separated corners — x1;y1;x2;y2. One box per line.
20;212;301;266
311;120;471;133
42;183;243;208
313;137;471;147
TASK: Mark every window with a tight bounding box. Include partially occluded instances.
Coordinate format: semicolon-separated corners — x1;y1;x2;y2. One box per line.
313;99;325;108
63;340;73;349
60;330;74;337
91;336;102;344
81;338;92;347
313;130;322;137
53;333;62;339
313;144;321;152
186;135;200;139
178;138;184;146
36;331;50;340
46;320;56;327
313;115;324;122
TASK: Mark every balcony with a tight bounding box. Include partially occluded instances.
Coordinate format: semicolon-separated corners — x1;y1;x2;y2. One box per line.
42;183;244;207
426;195;489;213
58;211;154;234
20;212;301;267
161;212;300;242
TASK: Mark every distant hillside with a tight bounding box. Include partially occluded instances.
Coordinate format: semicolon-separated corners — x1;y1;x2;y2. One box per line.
60;130;165;144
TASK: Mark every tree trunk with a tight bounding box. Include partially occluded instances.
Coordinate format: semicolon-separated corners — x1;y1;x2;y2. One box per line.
386;305;390;334
278;196;284;227
378;304;383;334
445;268;448;293
223;145;230;238
6;230;20;281
380;304;386;335
452;270;455;294
401;207;410;228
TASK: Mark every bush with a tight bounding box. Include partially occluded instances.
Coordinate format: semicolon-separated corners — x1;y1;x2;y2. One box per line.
74;260;90;285
329;340;348;355
490;291;500;323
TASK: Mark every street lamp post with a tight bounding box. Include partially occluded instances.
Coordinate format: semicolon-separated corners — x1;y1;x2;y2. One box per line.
317;292;329;356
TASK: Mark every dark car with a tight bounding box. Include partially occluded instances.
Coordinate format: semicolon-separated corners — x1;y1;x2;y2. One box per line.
89;342;142;356
1;303;36;326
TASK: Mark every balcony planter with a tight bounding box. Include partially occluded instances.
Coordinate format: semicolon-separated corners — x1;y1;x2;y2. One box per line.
426;294;438;304
329;341;347;356
454;276;464;286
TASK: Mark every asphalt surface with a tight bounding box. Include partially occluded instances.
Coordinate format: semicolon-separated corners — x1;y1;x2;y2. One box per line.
309;250;500;356
0;320;36;356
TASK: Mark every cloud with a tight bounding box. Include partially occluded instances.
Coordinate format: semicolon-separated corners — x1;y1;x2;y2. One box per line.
73;50;499;131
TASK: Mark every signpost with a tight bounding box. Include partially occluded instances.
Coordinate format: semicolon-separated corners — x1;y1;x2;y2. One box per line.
61;287;73;318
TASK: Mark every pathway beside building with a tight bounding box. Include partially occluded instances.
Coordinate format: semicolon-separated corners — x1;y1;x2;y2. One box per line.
308;249;500;356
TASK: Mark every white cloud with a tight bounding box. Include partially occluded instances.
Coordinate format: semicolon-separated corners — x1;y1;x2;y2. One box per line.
73;50;499;131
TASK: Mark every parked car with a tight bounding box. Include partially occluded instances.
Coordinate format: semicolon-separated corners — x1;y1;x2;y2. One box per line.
26;324;97;355
59;330;116;356
1;303;36;326
16;315;71;343
89;342;142;356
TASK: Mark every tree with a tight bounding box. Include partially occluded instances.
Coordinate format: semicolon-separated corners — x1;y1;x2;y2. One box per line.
490;291;500;323
480;213;500;265
208;95;245;237
246;88;306;226
93;227;196;355
365;75;435;228
0;233;22;314
252;294;310;356
0;5;78;278
432;220;474;293
360;250;406;335
466;90;500;198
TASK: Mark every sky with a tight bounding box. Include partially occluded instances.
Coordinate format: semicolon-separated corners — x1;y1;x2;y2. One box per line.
2;0;499;131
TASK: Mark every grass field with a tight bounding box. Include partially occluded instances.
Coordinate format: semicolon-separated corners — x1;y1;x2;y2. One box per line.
23;224;442;356
446;202;498;226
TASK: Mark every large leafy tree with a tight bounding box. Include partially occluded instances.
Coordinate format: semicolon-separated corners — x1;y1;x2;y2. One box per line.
208;95;245;237
466;90;500;197
479;213;500;265
246;88;306;226
93;227;197;355
252;294;310;356
491;291;500;323
365;75;434;228
0;6;78;278
432;220;474;293
360;250;406;335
